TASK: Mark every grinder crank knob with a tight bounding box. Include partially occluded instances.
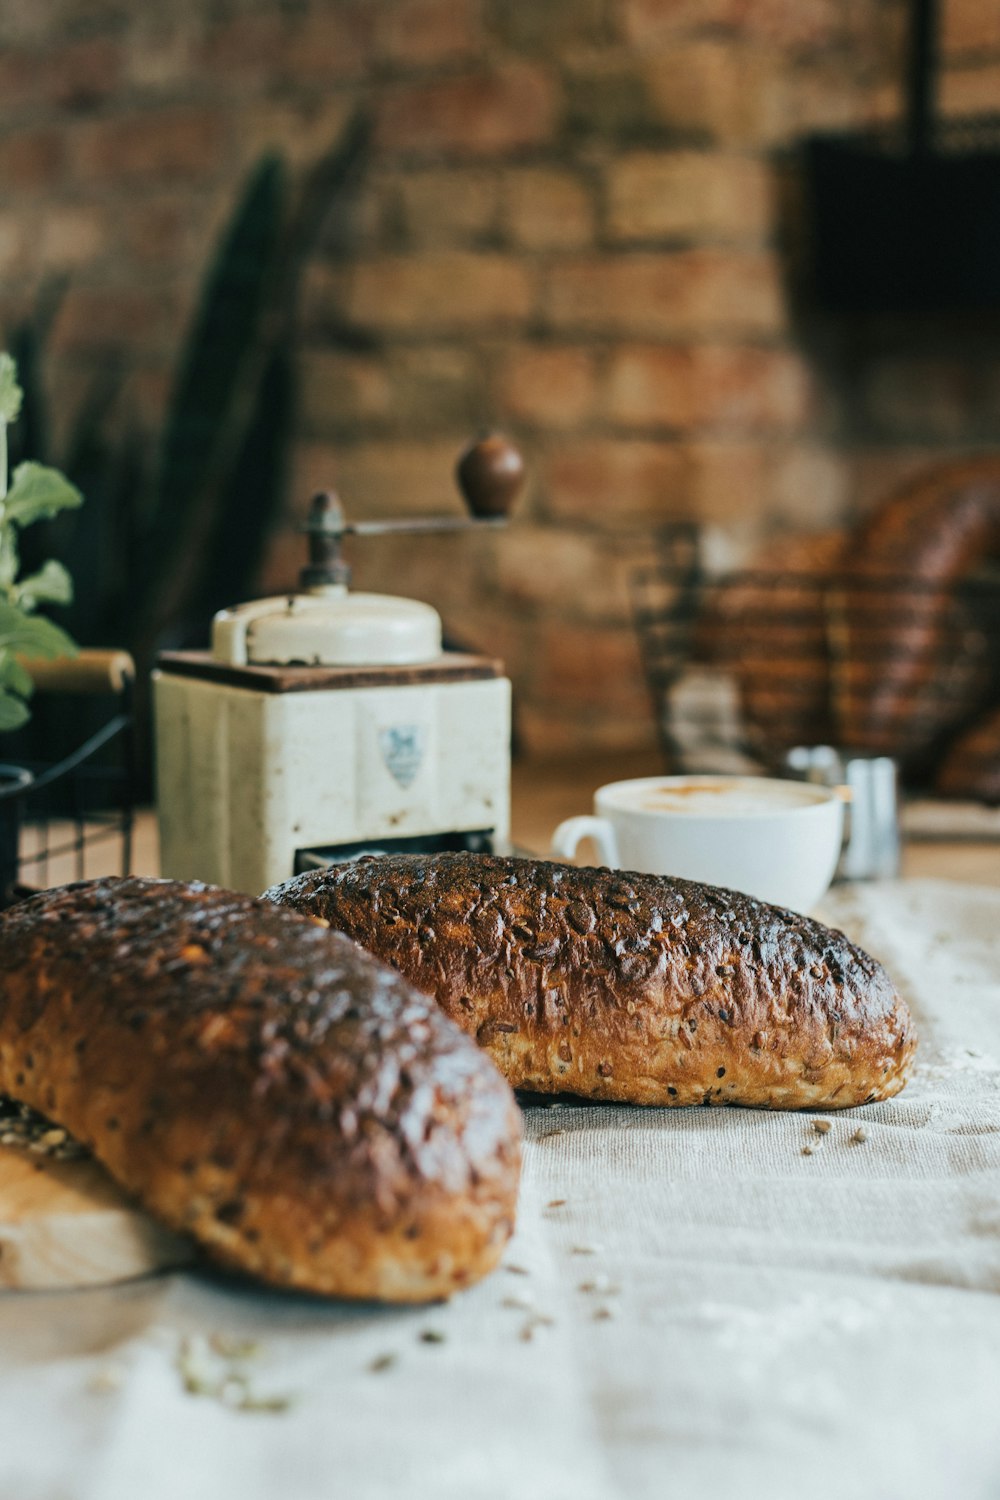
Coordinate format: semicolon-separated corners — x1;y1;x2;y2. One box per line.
455;433;525;518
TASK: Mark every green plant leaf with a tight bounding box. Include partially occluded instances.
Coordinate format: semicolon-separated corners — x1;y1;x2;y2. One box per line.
0;527;18;592
0;601;77;660
132;156;288;668
143;155;286;608
0;355;22;425
0;689;30;731
15;558;73;608
4;462;83;527
188;346;293;628
0;655;34;698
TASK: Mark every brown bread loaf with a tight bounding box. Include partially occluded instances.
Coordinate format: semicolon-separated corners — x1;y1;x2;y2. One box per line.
0;877;521;1301
936;704;1000;804
834;459;1000;764
266;854;916;1111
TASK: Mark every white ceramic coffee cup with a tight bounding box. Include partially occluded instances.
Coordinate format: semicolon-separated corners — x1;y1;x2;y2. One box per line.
551;775;844;912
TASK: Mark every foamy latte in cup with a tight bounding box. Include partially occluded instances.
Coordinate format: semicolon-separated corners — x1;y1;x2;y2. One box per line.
551;775;844;913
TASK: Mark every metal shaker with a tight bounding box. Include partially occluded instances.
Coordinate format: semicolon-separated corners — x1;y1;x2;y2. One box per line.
783;746;901;881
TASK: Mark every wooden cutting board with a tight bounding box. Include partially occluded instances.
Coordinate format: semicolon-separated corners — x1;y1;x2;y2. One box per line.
0;1144;193;1291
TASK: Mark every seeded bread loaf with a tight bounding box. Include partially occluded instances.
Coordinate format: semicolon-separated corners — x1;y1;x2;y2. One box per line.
0;878;521;1301
267;854;916;1110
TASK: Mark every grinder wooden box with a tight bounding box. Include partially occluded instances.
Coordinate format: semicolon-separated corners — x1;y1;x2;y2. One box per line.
154;650;511;897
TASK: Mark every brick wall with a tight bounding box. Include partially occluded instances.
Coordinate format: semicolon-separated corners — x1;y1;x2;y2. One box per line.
2;0;998;754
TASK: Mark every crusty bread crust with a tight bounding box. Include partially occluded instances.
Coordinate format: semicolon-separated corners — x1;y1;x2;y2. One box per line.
0;878;522;1300
267;854;916;1111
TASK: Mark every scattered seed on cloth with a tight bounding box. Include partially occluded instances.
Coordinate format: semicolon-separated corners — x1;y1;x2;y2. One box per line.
175;1335;294;1413
88;1366;124;1395
579;1275;618;1296
503;1295;535;1312
519;1314;555;1342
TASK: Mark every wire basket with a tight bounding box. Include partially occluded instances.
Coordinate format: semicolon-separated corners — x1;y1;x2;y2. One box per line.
0;652;137;907
631;526;1000;802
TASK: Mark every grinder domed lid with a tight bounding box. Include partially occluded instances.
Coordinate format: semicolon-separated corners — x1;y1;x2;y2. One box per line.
212;588;443;668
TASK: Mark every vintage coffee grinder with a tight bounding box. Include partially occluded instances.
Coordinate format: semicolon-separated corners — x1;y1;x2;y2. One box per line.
154;435;523;895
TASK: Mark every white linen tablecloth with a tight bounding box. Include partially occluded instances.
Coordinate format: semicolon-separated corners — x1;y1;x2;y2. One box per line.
0;878;998;1500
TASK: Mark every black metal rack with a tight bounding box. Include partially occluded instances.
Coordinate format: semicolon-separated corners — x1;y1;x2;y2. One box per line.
0;652;137;906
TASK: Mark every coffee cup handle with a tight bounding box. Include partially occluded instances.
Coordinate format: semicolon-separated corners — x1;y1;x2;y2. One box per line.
551;815;620;868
